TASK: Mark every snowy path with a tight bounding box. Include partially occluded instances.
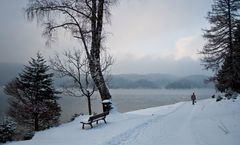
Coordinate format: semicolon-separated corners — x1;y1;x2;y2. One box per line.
105;100;240;145
106;102;199;145
103;102;184;145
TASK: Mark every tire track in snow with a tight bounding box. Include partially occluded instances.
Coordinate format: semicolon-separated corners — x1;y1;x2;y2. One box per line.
103;102;186;145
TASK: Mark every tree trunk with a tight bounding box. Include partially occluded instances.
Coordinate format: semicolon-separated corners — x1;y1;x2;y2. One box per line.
89;59;112;100
227;0;235;86
34;114;39;131
227;0;233;57
87;96;92;115
89;0;112;101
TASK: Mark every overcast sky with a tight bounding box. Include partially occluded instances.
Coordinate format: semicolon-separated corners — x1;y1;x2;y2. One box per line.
0;0;213;76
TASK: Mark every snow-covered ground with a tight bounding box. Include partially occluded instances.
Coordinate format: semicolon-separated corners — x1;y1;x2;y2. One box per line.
5;98;240;145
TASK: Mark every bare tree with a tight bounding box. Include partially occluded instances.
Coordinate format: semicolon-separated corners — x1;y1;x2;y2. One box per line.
25;0;117;106
50;49;113;115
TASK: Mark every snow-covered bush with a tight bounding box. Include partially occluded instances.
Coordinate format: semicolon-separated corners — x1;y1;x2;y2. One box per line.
0;118;16;143
23;131;34;140
224;89;238;100
216;95;223;102
70;113;83;122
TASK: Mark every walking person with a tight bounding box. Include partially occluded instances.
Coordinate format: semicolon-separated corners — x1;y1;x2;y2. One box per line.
191;92;196;105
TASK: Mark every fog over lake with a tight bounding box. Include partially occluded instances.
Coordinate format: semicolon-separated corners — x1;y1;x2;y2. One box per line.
1;88;215;123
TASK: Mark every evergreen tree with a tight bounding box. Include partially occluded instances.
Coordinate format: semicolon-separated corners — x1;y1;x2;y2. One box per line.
215;23;240;94
4;53;61;131
215;55;233;92
201;0;240;94
231;23;240;92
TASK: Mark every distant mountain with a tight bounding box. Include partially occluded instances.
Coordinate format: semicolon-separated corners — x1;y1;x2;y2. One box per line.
107;77;159;89
165;75;214;89
109;73;178;88
0;63;23;85
113;73;178;82
0;63;213;89
109;74;178;88
108;74;213;89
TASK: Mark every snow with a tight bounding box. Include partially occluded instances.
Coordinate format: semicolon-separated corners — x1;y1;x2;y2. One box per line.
5;98;240;145
102;99;112;103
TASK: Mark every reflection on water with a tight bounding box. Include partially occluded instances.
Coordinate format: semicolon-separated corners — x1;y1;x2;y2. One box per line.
1;88;215;123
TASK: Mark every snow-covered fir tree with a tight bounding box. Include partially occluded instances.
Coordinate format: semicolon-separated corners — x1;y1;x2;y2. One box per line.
4;52;61;131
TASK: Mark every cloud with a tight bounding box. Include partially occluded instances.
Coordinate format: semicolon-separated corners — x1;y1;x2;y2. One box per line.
106;0;210;66
110;54;210;76
173;34;204;61
109;32;208;75
0;0;212;76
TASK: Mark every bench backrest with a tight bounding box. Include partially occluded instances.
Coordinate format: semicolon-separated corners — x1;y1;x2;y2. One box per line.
88;112;108;121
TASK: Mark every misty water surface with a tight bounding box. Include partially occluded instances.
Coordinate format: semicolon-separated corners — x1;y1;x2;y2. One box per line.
0;88;215;123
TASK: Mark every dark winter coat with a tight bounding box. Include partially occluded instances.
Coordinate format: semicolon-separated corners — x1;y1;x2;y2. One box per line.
191;94;196;100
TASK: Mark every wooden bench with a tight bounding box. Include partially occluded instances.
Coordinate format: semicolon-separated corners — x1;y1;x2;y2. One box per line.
80;112;109;129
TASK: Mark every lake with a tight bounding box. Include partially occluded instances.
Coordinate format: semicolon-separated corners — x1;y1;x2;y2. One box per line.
0;88;215;123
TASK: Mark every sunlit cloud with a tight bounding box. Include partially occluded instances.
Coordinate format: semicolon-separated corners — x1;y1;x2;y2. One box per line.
173;34;204;61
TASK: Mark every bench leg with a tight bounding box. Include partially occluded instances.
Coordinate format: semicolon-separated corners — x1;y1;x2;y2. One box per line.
103;118;107;124
82;124;85;129
90;123;93;128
